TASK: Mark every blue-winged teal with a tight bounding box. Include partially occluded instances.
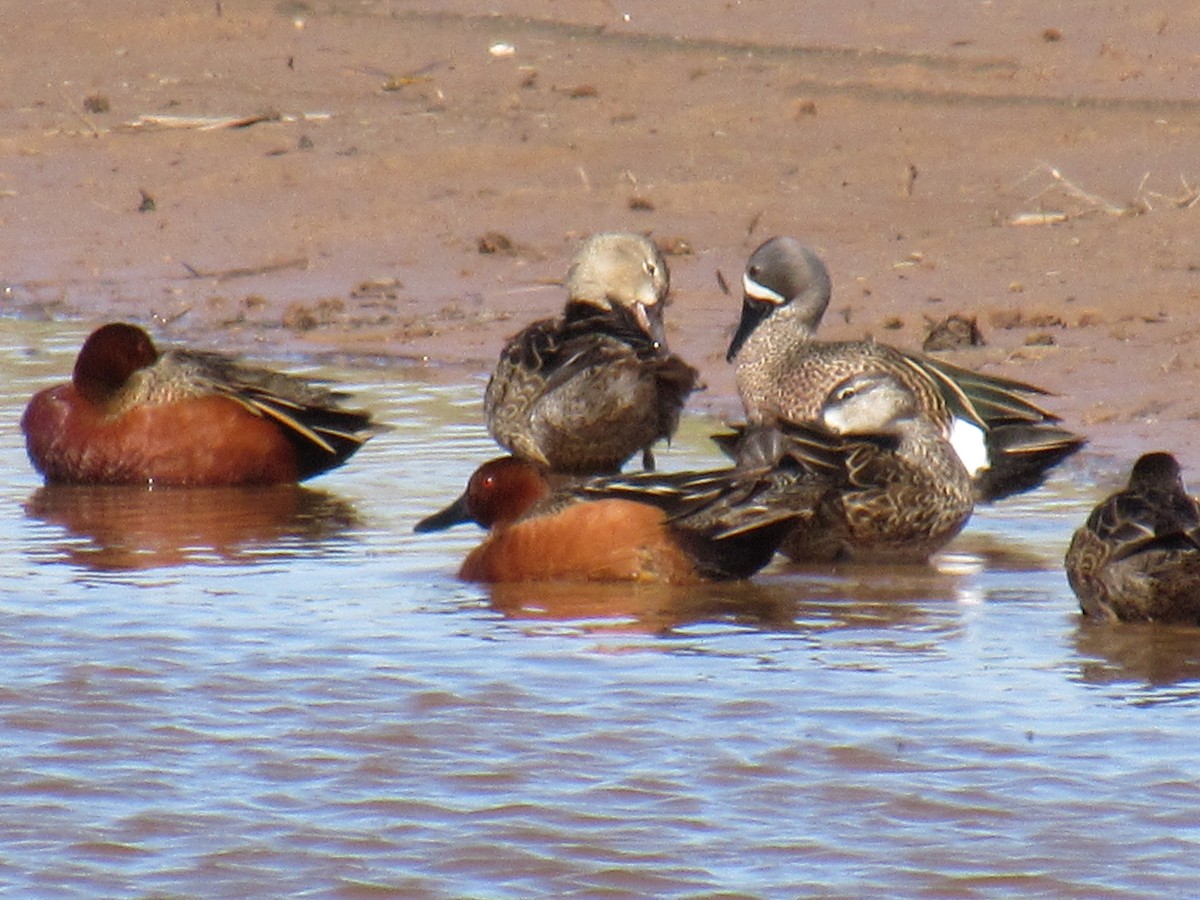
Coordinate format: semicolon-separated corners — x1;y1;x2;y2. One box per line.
484;232;700;475
726;236;1084;501
1066;452;1200;623
22;323;382;486
414;455;801;583
721;369;976;563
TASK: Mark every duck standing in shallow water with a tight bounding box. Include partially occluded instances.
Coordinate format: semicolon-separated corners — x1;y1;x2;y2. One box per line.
1066;452;1200;624
414;456;801;584
22;322;382;486
725;236;1084;501
484;232;700;474
723;369;976;564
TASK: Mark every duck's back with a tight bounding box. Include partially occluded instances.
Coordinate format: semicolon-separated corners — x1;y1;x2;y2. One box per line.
737;337;948;429
486;313;698;474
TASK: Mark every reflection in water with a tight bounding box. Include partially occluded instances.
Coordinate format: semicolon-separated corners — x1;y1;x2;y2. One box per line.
24;483;360;570
484;560;976;639
771;562;973;647
945;531;1060;573
486;579;801;634
1074;618;1200;690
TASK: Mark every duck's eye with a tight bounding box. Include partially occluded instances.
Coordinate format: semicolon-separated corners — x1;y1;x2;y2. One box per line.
644;261;657;277
748;264;761;279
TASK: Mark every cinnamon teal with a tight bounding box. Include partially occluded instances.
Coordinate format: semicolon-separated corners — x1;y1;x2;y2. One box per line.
1066;452;1200;624
484;232;700;475
726;236;1084;501
22;322;383;486
414;456;801;584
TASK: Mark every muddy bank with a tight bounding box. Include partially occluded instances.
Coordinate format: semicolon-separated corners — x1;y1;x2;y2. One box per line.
2;1;1199;470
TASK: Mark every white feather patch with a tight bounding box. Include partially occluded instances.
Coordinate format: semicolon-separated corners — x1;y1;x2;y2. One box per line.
950;418;989;477
742;273;787;305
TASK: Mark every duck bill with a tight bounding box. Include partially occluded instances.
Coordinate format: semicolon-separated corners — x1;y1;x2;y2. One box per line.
633;301;669;351
726;297;775;362
414;490;474;533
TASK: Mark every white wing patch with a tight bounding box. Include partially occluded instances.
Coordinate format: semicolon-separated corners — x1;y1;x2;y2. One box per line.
950;418;989;477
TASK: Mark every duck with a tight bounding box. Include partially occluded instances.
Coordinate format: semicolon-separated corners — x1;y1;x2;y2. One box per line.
483;232;700;474
725;236;1084;501
22;322;382;486
1065;452;1200;624
425;368;973;578
720;369;976;563
413;456;802;584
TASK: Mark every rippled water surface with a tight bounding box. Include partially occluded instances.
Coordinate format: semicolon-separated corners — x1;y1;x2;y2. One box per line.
4;318;1200;898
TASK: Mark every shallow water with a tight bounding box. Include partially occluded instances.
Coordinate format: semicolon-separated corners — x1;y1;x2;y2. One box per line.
4;318;1200;898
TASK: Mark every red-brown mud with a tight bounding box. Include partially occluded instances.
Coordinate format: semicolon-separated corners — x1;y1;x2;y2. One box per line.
3;1;1199;473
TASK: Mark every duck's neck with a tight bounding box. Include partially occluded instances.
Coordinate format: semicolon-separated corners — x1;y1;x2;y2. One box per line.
562;300;659;351
747;303;817;363
732;305;813;419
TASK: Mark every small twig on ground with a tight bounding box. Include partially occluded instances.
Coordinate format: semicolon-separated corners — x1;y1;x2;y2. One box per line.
119;111;330;132
181;257;309;281
1041;164;1130;216
1009;211;1069;226
123;112;279;131
1144;174;1200;210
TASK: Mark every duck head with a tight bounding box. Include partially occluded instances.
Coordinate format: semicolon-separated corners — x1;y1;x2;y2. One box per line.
565;232;670;348
727;237;832;363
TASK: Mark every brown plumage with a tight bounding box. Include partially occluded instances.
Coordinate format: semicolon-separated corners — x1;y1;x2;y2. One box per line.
22;322;382;486
484;232;699;474
726;236;1084;501
414;456;802;584
720;370;976;564
1066;452;1200;623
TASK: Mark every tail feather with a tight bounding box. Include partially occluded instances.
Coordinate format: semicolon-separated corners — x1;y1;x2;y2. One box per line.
226;388;382;478
976;424;1085;501
673;513;801;580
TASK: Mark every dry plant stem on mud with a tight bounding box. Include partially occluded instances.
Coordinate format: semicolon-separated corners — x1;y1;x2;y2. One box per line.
181;258;310;282
1008;164;1198;225
1143;175;1200;211
117;112;330;132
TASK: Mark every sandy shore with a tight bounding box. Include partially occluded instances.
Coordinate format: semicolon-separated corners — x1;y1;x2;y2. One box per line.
4;1;1199;471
